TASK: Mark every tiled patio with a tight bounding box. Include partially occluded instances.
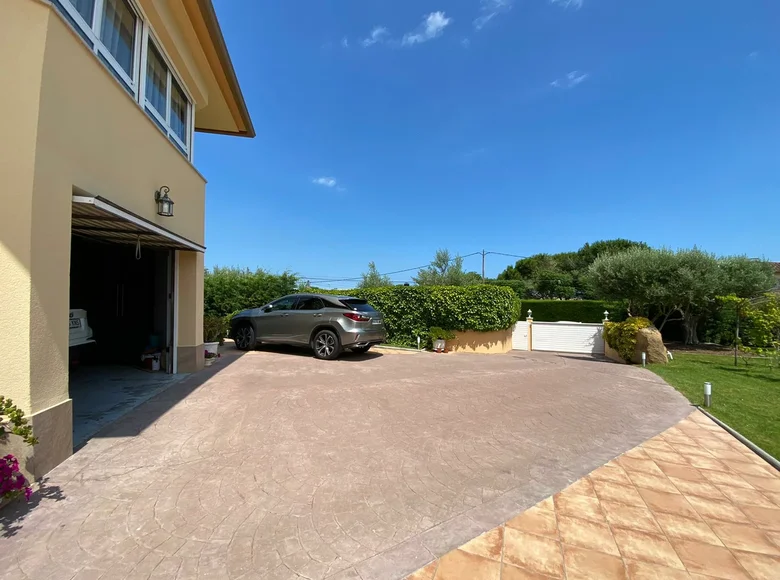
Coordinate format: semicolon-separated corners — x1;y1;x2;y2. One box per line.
406;411;780;580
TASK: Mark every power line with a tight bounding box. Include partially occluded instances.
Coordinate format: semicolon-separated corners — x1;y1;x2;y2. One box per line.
299;251;484;284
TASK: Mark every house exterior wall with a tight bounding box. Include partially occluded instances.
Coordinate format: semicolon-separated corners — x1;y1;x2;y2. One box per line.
1;0;211;477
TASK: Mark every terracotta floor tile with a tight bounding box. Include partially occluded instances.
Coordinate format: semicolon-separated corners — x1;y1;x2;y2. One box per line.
765;492;780;508
671;540;752;579
557;514;620;556
500;563;559;580
732;551;780;580
637;488;700;520
642;448;690;466
590;464;633;486
725;461;778;478
562;545;627;580
623;447;651;460
536;496;555;512
693;435;737;451
407;560;438;580
611;528;684;570
627;471;680;494
553;491;606;524
653;512;723;546
701;469;756;489
741;475;780;493
768;531;780;548
667;477;727;501
617;457;665;477
506;506;558;539
740;505;780;532
716;486;777;508
434;549;500;580
599;501;663;535
670;442;715;458
655;461;708;483
458;527;504;562
624;559;691;580
640;438;676;452
591;479;646;507
503;527;564;579
685;455;730;472
686;495;751;525
715;449;763;462
561;477;598;499
709;521;780;556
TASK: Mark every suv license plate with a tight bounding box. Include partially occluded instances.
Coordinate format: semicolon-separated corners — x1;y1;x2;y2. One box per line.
69;319;81;329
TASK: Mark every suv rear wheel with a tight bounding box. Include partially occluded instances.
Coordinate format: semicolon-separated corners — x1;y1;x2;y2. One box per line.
313;329;341;360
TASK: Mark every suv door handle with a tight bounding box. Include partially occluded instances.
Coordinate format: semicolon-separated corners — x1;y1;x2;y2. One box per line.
313;313;322;317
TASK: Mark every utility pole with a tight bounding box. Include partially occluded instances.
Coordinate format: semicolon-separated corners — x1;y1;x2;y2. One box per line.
481;249;486;282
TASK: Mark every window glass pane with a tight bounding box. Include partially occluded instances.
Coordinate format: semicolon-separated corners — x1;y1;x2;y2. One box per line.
296;298;324;311
70;0;95;25
100;0;136;77
145;42;168;117
270;297;297;311
170;79;188;145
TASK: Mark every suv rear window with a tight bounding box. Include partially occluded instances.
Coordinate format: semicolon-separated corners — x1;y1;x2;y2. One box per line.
340;299;377;313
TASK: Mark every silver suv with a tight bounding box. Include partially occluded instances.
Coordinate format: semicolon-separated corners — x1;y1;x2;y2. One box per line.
229;294;387;360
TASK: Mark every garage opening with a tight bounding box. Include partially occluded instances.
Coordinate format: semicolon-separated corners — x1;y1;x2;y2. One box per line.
69;195;204;447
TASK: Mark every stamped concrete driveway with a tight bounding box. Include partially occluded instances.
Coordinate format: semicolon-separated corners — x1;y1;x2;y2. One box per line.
0;348;691;580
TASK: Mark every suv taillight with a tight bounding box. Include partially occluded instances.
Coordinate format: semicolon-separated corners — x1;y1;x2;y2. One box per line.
343;312;371;322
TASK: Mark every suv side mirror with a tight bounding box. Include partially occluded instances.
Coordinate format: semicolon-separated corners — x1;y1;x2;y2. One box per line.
263;305;273;313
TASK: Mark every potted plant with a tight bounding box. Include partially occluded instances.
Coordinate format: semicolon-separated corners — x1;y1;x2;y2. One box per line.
429;327;456;353
203;316;226;364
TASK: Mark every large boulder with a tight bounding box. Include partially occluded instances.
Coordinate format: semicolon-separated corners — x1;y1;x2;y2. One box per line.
632;327;667;364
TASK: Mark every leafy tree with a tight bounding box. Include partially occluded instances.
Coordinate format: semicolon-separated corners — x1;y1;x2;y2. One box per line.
586;248;774;344
413;249;480;286
497;239;647;298
359;262;393;288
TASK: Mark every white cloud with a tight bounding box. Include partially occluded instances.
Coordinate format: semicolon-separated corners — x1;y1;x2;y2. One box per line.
341;37;349;48
551;71;590;88
402;12;452;46
361;26;389;47
748;50;759;60
474;0;513;30
549;0;584;9
461;38;472;48
312;177;338;188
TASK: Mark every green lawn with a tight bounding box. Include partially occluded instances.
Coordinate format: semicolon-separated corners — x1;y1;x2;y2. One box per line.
649;353;780;459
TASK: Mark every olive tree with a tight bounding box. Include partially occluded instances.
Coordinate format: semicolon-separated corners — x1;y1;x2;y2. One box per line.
586;248;774;344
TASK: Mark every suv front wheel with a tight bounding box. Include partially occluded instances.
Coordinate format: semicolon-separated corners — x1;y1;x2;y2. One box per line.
313;329;341;360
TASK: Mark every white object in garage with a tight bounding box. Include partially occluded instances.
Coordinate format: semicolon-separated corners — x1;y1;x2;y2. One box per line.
531;321;605;355
69;309;95;347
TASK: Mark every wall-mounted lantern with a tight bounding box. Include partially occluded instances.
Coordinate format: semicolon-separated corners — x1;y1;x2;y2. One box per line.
155;186;174;217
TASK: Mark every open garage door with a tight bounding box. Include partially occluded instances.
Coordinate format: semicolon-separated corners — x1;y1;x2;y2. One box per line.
69;195;204;446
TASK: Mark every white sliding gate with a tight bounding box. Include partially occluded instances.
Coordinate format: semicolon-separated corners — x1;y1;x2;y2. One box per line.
512;320;605;355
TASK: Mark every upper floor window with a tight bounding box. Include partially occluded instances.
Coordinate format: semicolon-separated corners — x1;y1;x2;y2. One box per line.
53;0;193;160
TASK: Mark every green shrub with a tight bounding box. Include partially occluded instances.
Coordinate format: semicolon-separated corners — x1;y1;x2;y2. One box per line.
204;267;298;317
429;327;456;341
520;300;627;323
203;316;228;344
320;285;518;347
603;317;653;362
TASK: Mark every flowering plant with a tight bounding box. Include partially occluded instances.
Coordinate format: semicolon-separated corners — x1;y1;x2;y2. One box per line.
1;454;32;502
1;396;37;503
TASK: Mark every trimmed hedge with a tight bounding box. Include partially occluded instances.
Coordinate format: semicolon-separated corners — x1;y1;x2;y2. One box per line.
321;285;519;348
519;300;627;323
204;267;298;317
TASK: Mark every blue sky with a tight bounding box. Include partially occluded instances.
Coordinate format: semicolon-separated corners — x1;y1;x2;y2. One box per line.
197;0;779;286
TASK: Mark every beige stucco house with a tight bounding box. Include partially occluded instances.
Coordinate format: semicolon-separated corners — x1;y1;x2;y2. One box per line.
1;0;253;476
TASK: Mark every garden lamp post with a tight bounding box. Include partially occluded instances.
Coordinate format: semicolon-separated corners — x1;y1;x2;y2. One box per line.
704;382;712;407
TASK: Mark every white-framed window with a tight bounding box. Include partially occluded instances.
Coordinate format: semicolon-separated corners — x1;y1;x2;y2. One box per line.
53;0;194;160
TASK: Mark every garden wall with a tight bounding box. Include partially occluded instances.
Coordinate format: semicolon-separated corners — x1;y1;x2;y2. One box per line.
447;329;513;354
